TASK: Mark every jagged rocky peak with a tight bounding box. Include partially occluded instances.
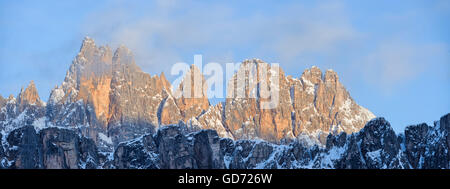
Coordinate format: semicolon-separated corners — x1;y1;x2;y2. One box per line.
300;67;342;90
293;65;375;142
79;36;95;54
19;38;374;150
73;37;113;77
301;66;323;84
113;45;133;62
17;81;44;108
324;69;339;83
49;37;140;108
158;64;211;127
111;44;142;74
159;72;172;92
62;37;113;96
2;94;16;106
46;37;192;148
219;61;375;144
0;95;5;108
440;113;450;132
48;37;116;132
174;64;210;121
358;117;399;155
0;81;46;133
78;36;112;61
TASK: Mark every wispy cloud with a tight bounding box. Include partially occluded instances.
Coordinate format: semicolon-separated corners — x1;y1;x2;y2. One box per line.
80;0;448;96
358;40;449;93
81;0;358;74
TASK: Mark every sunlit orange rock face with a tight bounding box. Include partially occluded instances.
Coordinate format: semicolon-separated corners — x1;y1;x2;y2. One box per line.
195;59;375;144
0;96;5;109
159;93;183;125
159;65;210;125
46;37;374;147
107;46;174;135
47;37;177;145
287;66;375;143
77;76;112;129
46;38;211;146
53;37;115;134
175;65;210;121
17;81;44;112
223;59;294;142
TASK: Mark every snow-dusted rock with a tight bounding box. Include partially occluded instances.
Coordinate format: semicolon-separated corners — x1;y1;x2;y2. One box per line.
1;113;449;169
1;125;99;169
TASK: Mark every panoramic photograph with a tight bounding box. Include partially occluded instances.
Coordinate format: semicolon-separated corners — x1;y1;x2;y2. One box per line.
0;0;449;185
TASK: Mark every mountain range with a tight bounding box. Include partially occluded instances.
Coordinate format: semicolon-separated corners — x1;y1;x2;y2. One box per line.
0;37;448;169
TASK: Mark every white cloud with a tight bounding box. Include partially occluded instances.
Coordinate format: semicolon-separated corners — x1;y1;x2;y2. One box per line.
79;0;449;95
80;0;358;75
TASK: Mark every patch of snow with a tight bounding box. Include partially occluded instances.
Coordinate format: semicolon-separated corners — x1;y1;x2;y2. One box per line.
32;117;47;131
366;149;382;161
296;132;322;147
49;87;65;104
359;106;376;121
301;78;315;95
320;145;346;168
98;133;113;145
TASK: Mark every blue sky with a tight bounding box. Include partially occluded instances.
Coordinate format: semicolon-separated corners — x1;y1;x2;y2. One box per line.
0;0;449;132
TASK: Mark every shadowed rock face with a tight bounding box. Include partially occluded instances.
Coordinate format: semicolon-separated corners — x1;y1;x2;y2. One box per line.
402;114;450;169
192;130;224;169
155;125;196;169
40;127;99;169
108;113;450;169
112;134;159;169
0;113;449;169
1;126;98;169
6;126;43;169
112;124;225;169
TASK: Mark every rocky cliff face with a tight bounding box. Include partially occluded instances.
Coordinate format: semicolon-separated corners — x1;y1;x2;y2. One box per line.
190;59;375;144
45;38;177;150
159;65;210;126
1;113;448;169
221;60;294;142
107;113;450;169
0;125;98;169
290;66;375;143
0;96;5;108
43;38;213;150
173;65;210;122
